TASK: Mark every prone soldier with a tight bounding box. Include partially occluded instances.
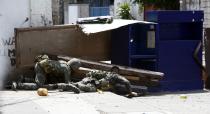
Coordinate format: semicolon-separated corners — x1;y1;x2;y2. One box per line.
59;58;141;97
12;54;77;93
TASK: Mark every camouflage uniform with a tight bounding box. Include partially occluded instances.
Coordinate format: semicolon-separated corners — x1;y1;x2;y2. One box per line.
12;82;38;90
74;77;97;92
12;82;58;90
35;58;71;87
87;71;132;94
61;70;133;94
57;83;81;93
12;80;79;93
56;77;96;93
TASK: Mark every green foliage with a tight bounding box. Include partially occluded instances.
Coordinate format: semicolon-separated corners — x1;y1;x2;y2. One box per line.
118;3;132;19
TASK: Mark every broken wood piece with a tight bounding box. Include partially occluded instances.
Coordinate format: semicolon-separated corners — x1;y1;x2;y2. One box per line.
58;55;164;80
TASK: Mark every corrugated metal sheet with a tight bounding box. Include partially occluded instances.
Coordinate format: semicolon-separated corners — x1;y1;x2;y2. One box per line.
79;19;156;34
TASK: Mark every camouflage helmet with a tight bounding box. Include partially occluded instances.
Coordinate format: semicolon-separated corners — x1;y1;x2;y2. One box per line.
67;58;81;71
35;54;49;62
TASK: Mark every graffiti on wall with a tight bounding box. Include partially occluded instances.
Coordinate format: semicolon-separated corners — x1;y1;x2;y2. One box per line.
0;37;16;66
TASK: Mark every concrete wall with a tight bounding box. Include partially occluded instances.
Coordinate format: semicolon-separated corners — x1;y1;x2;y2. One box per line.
30;0;53;26
64;0;70;24
68;4;89;24
15;25;111;68
200;0;210;28
52;0;64;25
180;0;210;28
0;0;31;86
0;0;55;84
180;0;200;10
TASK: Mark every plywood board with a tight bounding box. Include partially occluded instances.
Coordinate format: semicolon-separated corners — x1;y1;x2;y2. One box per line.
15;25;111;68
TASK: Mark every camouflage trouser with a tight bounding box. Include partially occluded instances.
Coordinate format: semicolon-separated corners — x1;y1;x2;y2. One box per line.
75;82;96;92
34;63;46;87
57;83;80;93
34;63;71;87
17;83;38;90
16;83;58;90
99;74;132;94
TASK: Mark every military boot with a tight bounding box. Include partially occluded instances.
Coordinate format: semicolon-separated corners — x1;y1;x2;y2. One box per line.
11;81;17;91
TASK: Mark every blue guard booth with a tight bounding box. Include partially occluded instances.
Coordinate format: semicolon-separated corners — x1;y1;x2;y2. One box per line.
111;11;204;91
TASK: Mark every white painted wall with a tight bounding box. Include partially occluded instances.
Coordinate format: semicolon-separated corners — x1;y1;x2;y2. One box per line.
67;4;89;24
180;0;210;28
64;1;69;24
0;0;53;87
0;0;30;88
200;0;210;28
180;0;200;10
68;5;79;24
30;0;53;26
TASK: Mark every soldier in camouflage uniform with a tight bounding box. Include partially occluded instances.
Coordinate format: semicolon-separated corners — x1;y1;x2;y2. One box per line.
58;59;139;97
34;54;71;87
73;77;97;92
12;55;78;93
85;70;133;94
60;70;138;97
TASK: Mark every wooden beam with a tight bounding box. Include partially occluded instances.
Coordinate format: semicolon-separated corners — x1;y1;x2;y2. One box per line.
58;56;164;80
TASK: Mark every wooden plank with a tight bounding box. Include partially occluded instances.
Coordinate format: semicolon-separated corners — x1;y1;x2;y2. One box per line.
58;56;164;80
15;25;111;68
71;67;159;87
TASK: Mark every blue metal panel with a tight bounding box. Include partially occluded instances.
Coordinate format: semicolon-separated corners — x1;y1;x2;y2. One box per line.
128;24;157;70
112;11;204;91
90;0;110;7
158;23;203;40
129;24;156;55
146;11;204;23
145;11;204;91
111;23;157;69
158;41;203;91
111;26;130;66
90;7;110;16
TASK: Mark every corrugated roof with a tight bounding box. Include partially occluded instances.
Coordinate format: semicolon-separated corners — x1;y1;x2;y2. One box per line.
78;19;156;34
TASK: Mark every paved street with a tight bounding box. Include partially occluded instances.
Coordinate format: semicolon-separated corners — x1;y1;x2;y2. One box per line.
0;90;210;114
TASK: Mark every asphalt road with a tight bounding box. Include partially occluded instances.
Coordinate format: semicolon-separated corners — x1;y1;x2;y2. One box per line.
0;90;210;114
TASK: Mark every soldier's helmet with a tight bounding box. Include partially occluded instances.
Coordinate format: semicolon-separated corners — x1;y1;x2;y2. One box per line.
67;58;81;71
35;54;49;62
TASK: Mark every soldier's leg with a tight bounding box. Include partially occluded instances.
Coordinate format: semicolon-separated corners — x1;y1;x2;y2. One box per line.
113;74;132;94
34;63;46;87
62;64;71;83
57;83;80;93
42;84;58;90
76;82;97;92
113;74;141;98
17;83;38;90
